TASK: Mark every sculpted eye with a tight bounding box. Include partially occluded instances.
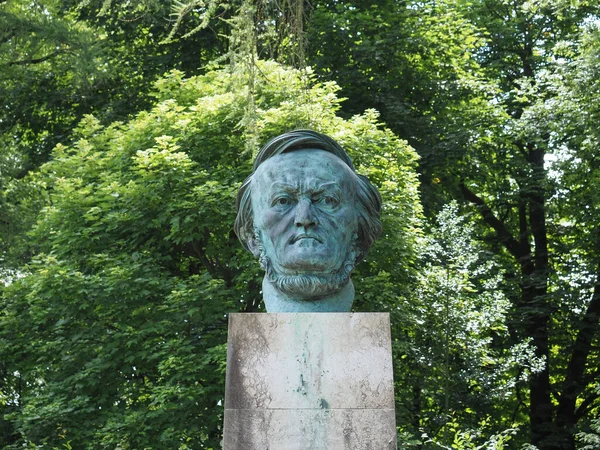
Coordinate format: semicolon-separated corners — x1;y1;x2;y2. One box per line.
272;196;295;208
320;195;340;209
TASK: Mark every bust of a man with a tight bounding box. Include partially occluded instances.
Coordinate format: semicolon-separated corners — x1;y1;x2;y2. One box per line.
234;130;382;312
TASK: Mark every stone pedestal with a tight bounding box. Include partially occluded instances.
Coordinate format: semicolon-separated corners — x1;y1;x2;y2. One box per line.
223;313;397;450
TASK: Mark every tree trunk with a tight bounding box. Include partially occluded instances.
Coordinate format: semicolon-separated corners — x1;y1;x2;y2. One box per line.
524;295;553;448
525;147;554;449
459;142;560;448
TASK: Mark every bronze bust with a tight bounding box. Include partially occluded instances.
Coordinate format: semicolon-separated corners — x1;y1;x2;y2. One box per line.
235;130;382;312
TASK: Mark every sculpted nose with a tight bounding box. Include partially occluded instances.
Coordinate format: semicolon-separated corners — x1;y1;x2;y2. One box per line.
295;198;318;229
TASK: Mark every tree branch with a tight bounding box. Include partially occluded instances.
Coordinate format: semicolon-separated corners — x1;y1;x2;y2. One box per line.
518;194;529;249
0;29;17;45
574;391;600;422
583;366;600;386
459;182;527;261
556;261;600;427
7;48;67;66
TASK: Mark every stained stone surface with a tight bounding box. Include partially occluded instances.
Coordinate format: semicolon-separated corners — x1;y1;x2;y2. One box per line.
223;409;397;450
223;313;397;449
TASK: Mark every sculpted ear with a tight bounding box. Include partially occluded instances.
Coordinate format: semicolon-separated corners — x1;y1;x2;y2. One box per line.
247;236;261;258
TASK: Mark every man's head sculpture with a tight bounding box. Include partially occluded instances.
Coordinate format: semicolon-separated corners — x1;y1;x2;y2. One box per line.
235;130;382;312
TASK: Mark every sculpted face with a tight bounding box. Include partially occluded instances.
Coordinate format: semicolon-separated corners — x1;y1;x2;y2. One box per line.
249;149;359;298
234;130;382;311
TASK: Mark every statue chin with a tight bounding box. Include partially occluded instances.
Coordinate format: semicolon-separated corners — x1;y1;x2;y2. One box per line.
268;268;350;300
260;253;355;299
253;230;359;312
258;252;358;312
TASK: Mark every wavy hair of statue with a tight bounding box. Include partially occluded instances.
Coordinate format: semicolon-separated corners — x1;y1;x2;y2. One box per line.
234;129;383;263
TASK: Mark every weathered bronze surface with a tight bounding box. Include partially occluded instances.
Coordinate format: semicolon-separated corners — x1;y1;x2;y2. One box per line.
235;130;382;312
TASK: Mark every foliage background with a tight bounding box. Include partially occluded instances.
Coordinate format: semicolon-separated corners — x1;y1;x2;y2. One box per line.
1;0;600;449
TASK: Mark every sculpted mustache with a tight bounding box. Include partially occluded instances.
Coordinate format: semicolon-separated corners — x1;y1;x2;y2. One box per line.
290;233;324;244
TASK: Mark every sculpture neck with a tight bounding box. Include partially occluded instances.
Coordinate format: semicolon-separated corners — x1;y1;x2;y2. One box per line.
261;277;355;312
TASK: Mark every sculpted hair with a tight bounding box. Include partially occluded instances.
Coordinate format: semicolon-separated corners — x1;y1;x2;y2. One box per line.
234;129;383;261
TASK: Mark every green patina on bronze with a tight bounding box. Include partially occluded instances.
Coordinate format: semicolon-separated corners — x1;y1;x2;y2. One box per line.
234;130;382;312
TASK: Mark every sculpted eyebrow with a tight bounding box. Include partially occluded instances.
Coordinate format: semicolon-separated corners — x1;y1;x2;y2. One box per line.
269;182;297;193
268;181;299;200
315;182;340;191
312;182;342;196
268;181;341;197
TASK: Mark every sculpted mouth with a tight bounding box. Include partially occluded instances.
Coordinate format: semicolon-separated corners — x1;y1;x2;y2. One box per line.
290;234;323;244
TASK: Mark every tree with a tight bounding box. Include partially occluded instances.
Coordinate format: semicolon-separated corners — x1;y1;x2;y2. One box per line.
539;24;600;447
394;203;543;446
306;0;488;211
0;61;421;448
451;3;600;448
0;0;228;273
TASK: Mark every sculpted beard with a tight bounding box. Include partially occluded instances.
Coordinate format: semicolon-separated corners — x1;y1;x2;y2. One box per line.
254;229;359;299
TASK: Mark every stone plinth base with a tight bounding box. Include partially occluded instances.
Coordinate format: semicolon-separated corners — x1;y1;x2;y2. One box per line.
223;313;397;450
